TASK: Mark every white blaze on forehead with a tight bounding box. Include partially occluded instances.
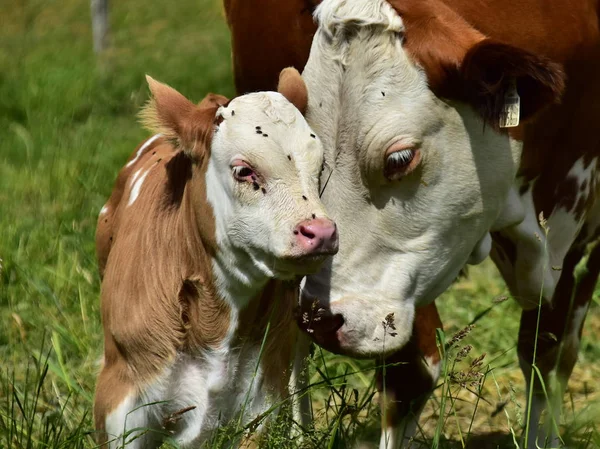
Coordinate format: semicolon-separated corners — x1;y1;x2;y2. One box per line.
315;0;403;41
126;134;162;168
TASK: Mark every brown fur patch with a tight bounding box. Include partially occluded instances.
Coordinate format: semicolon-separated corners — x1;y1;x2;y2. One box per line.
388;0;485;93
224;0;318;94
388;0;565;128
95;94;225;434
460;40;565;127
239;280;298;397
96;136;166;277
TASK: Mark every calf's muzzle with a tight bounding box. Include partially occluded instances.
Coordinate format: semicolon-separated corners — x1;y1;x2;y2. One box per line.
294;218;338;255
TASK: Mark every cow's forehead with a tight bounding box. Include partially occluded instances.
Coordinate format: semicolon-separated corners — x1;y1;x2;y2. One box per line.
315;0;403;41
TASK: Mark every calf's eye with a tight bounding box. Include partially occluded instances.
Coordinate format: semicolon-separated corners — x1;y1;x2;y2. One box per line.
232;164;256;182
383;145;421;181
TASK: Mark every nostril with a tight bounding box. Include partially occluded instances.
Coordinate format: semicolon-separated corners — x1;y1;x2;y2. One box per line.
299;225;316;240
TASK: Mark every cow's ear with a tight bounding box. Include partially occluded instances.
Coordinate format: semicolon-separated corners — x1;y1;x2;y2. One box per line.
277;67;308;115
140;75;218;157
460;40;565;128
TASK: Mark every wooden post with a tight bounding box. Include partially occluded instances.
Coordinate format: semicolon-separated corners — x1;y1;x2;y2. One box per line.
91;0;109;53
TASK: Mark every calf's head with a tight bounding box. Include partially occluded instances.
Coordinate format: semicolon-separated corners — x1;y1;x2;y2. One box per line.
142;72;337;294
298;0;564;357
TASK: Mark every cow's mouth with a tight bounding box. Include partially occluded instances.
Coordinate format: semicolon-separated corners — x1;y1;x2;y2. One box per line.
296;291;415;359
296;297;346;353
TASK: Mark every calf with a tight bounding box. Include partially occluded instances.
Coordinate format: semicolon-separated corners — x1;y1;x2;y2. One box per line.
94;71;337;448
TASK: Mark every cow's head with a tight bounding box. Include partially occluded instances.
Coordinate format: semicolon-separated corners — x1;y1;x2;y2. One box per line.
298;0;564;357
142;74;337;291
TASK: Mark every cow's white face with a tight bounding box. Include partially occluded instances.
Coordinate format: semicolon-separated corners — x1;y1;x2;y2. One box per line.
299;0;522;357
207;92;338;288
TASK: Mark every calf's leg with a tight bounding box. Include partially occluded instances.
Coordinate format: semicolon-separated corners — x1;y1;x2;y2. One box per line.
94;363;164;449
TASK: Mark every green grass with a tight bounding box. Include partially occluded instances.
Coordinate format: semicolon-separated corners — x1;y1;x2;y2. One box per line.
1;0;599;447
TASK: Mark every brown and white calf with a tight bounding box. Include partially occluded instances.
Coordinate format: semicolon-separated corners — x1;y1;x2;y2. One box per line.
94;72;337;448
226;0;600;447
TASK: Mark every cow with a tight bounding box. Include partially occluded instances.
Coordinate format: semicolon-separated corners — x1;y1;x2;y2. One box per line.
224;0;600;447
94;72;338;448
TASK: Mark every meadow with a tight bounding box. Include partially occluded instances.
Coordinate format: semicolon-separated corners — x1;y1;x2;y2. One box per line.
1;0;599;447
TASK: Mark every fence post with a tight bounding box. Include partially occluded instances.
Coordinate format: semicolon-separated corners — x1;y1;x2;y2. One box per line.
91;0;109;53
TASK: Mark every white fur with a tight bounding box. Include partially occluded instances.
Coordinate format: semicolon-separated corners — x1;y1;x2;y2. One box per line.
301;0;522;356
104;340;277;449
546;157;596;273
493;157;598;309
127;168;150;206
494;179;556;309
126;134;162;168
206;92;330;307
100;205;109;216
105;393;156;449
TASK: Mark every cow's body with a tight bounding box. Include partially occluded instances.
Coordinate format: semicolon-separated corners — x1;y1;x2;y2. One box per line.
225;0;600;447
94;78;336;448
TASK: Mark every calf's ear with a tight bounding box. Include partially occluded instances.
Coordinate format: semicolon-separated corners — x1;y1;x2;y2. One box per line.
460;40;565;128
197;92;230;109
140;75;220;157
277;67;308;115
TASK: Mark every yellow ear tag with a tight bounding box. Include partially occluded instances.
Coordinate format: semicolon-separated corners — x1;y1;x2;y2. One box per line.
499;78;520;128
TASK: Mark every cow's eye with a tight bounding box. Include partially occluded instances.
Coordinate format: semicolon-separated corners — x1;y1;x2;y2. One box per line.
384;147;420;180
232;164;255;182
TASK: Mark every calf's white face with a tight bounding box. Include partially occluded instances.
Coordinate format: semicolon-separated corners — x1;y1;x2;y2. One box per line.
298;0;522;357
207;92;337;281
142;75;337;306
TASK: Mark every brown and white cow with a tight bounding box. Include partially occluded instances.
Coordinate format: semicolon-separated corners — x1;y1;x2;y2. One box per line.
94;72;338;448
225;0;600;447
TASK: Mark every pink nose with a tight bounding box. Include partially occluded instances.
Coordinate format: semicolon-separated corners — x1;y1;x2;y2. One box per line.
294;218;338;255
